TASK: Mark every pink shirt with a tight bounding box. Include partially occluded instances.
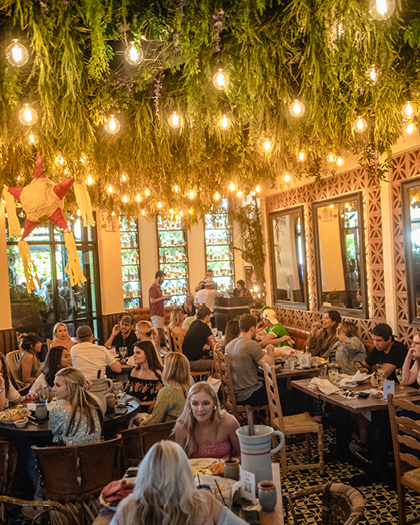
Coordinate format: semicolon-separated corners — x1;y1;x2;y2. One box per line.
149;283;164;317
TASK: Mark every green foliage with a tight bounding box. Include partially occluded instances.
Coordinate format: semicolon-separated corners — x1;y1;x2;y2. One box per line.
0;0;419;218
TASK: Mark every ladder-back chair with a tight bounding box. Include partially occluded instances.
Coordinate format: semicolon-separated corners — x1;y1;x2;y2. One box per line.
172;330;211;379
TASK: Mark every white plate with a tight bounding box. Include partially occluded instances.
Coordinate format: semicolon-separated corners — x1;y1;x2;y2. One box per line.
188;458;218;476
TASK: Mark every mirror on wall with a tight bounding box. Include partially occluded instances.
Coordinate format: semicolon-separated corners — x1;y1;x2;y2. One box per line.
269;206;307;308
402;179;420;323
313;193;367;316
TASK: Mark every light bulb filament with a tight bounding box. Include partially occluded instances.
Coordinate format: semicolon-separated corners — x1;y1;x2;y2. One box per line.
12;45;22;63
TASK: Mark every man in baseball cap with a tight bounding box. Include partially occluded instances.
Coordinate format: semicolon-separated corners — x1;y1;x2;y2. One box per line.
256;308;294;348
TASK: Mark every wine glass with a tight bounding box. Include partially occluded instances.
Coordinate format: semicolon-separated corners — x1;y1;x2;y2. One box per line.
376;363;387;388
395;368;404;384
119;346;127;364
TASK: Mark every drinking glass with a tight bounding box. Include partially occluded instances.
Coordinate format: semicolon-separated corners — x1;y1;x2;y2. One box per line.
38;390;48;403
113;382;124;396
395;368;404;384
119;346;127;364
35;402;48;421
377;363;386;387
328;368;339;384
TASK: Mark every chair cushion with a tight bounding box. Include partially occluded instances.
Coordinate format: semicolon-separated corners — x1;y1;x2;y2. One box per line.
402;468;420;487
274;412;320;434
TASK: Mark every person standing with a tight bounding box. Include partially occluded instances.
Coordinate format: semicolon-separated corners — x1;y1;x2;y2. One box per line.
149;270;171;346
105;314;137;357
195;279;224;327
194;269;218;292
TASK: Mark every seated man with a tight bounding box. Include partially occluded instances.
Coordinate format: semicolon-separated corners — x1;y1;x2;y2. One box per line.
362;323;408;381
256;308;294;348
225;314;275;406
182;306;215;372
71;325;122;380
104;314;137;356
249;302;262;320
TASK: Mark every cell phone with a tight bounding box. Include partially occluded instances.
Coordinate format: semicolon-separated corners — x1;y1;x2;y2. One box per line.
358;391;370;398
242;509;260;524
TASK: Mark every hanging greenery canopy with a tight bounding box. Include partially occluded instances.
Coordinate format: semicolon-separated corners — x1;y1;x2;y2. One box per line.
0;0;420;219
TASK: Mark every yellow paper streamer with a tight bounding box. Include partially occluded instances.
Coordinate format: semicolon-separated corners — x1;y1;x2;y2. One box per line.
74;183;96;228
2;185;21;239
18;240;41;294
64;230;87;286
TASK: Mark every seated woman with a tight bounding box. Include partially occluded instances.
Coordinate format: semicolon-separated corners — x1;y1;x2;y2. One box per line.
30;345;72;394
174;382;240;459
50;322;75;351
50;367;103;446
305;310;341;359
0;354;22;410
182;292;196;318
332;321;367;375
221;320;239;352
17;333;42;384
125;341;163;410
233;279;252;297
401;333;420;386
112;440;247;525
169;306;187;336
138;352;193;426
135;320;162;363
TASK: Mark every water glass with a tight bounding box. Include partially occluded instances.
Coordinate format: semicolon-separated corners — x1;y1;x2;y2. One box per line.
377;363;387;387
35;402;48;421
328;368;339;384
284;356;295;371
113;382;124;396
38;389;48;403
395;368;404;384
119;346;128;363
116;392;127;407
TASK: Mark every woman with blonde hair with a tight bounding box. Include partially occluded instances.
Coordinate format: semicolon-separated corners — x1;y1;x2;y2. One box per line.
137;352;193;426
169;307;186;335
112;441;247;525
182;292;196;318
50;322;75;351
333;321;366;375
135;320;161;361
174;382;240;459
50;367;103;446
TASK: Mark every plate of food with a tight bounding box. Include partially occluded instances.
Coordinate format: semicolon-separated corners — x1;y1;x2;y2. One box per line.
189;458;225;476
0;407;28;424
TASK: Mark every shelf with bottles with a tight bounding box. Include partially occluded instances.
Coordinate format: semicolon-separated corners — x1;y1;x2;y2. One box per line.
157;215;184;231
123;282;141;299
213;277;235;292
120;232;138;250
161;282;189;297
205;230;232;246
204;214;230;230
159;249;187;264
124;297;141;309
167;294;187;306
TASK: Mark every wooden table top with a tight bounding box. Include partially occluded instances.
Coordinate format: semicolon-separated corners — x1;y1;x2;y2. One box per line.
93;463;284;525
291;377;420;414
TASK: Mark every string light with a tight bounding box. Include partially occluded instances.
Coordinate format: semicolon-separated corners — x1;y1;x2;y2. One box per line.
122;194;129;203
173;185;179;193
189;208;193;215
111;212;116;217
369;0;395;20
229;181;236;191
121;173;128;182
124;41;144;65
59;157;64;165
255;185;261;193
145;188;150;196
104;115;121;134
108;185;113;194
6;39;29;67
402;101;418;119
214;192;221;200
80;155;86;163
298;150;306;162
87;175;94;185
237;190;243;198
219;114;232;130
327;153;336;163
168;111;182;129
263;140;271;152
289;99;305;118
284;173;291;182
28;133;36;144
18;103;38;125
189;190;195;199
136;193;141;202
179;210;184;217
142;210;146;216
169;208;175;215
352;116;368;134
212;69;228;90
77;209;82;216
406;122;417;135
367;66;377;84
336;157;345;167
157;201;162;208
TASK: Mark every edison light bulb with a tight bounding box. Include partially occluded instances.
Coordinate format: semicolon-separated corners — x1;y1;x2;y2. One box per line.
255;185;261;193
263;140;271;152
87;175;94;185
136;193;141;202
121;173;127;182
367;66;377;84
353;116;368;133
327;153;336;163
28;133;36;144
298;150;306;162
145;188;150;196
142;209;146;216
214;192;221;201
237;190;243;198
219;114;232;130
212;69;228;90
284;173;291;182
157;202;162;209
179;210;184;217
173;185;179;192
189;190;195;199
19;104;38;125
104;115;121;134
369;0;395;20
336;157;345;167
402;101;418;119
6;39;29;67
406;122;417;135
123;194;129;203
229;181;236;191
124;41;143;65
289;99;305;118
108;185;113;194
168;111;182;129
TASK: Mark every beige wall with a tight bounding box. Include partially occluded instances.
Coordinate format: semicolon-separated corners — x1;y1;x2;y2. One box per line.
0;205;12;329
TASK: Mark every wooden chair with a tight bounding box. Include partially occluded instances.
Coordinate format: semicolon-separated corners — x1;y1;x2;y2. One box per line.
31;435;122;524
120;420;176;470
0;441;17;496
164;326;174;352
216;350;270;425
172;330;211;379
47;338;53;350
0;496;77;525
388;394;420;525
283;482;364;525
5;350;26;389
263;363;324;477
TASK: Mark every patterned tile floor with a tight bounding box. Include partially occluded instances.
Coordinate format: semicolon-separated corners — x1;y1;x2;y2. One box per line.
281;427;420;524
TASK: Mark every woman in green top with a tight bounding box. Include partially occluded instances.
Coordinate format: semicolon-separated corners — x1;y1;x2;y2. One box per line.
137;352;193;426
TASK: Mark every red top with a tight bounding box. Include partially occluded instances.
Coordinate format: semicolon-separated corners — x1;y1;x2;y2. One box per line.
149;282;164;317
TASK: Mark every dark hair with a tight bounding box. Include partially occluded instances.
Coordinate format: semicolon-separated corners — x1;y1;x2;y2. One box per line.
237;279;245;287
371;323;393;341
196;306;211;320
239;314;257;333
0;354;11;397
134;340;163;376
325;310;341;327
41;346;68;388
155;270;165;279
20;333;41;353
222;320;239;350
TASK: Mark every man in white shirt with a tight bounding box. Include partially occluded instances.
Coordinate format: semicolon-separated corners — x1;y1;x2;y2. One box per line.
195;278;224;327
71;325;122;381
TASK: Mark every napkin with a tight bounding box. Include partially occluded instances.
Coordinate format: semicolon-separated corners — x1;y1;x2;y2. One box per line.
351;370;373;383
101;479;135;502
309;377;340;395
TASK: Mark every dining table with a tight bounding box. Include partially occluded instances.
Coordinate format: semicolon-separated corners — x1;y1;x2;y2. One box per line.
92;463;285;525
0;397;141;441
291;377;420;486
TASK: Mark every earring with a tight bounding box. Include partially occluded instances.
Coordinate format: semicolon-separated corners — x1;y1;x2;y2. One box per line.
213;406;216;411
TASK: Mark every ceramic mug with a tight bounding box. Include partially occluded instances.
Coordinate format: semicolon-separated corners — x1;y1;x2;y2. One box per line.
258;480;277;512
